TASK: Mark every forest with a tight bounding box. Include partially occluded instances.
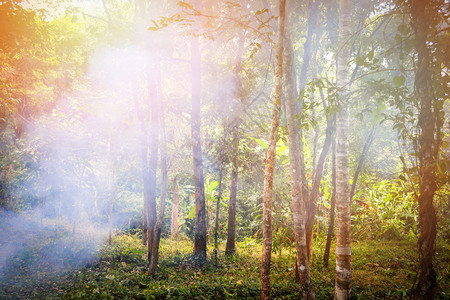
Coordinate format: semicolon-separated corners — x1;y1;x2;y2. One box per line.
0;0;448;299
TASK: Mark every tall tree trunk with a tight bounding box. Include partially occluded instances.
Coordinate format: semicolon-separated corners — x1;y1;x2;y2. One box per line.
283;7;315;299
214;168;223;266
225;32;245;256
323;130;336;268
349;125;376;201
148;68;167;277
146;67;159;268
298;0;319;93
410;0;438;298
260;0;285;298
170;176;180;239
334;0;352;298
191;35;207;260
293;0;320;269
148;115;167;276
142;147;149;247
305;113;333;263
225;124;239;255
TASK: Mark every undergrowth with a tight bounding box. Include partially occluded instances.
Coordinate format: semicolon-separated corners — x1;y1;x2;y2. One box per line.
0;229;448;299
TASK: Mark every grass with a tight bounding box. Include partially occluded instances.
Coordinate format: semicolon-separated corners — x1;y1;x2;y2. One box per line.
0;224;449;299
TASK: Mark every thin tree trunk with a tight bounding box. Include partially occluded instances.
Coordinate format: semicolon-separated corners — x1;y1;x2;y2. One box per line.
323;130;336;268
148;102;167;276
170;176;180;238
293;0;320;270
410;0;438;298
225;32;245;256
142;155;149;247
146;67;159;268
311;112;320;181
305;115;333;263
284;8;315;299
334;0;352;298
225;125;239;255
260;1;285;298
214;168;223;266
298;0;319;93
191;35;207;260
349;125;376;201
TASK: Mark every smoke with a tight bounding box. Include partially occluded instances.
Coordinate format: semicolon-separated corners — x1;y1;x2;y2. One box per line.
0;211;106;278
0;45;157;282
0;0;250;284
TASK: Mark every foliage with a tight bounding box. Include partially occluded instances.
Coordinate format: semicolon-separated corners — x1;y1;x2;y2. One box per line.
1;232;449;299
0;0;448;298
352;178;418;241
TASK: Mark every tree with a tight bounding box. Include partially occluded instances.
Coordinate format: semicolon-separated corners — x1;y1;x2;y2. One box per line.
349;125;377;202
283;3;315;298
225;33;245;256
149;91;168;276
225;122;239;256
191;33;207;260
409;0;441;298
334;0;352;298
260;0;285;298
323;130;336;268
288;0;330;265
213;167;224;265
146;66;159;272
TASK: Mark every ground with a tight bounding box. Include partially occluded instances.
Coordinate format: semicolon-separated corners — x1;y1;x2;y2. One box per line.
0;218;448;299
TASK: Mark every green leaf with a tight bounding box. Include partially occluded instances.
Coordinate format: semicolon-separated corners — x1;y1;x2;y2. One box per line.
368;49;374;61
276;145;288;156
393;75;406;87
248;137;267;149
188;206;195;219
355;56;364;65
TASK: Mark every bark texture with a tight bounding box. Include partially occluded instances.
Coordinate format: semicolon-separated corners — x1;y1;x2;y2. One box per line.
295;0;321;265
305;114;332;262
410;0;438;298
225;33;245;256
260;1;285;299
283;10;315;299
214;169;223;265
148;97;167;276
191;35;207;260
146;70;159;269
335;0;352;298
225;125;239;255
323;134;336;268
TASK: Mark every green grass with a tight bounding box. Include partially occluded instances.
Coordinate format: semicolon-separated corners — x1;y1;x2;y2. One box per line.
1;229;449;299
